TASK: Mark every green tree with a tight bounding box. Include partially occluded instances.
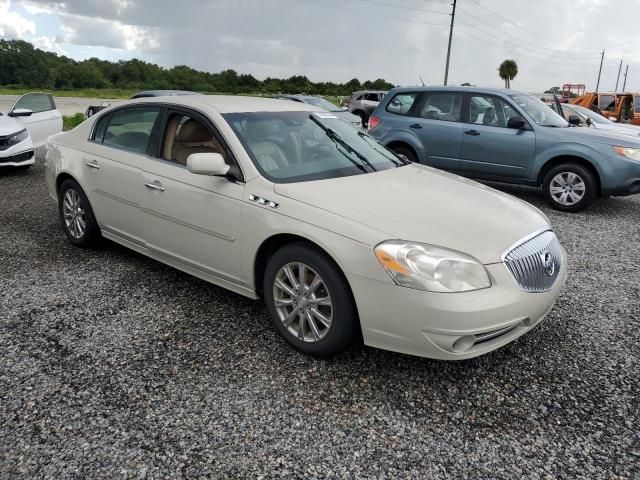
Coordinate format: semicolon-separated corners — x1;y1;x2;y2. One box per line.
544;86;561;94
498;59;518;89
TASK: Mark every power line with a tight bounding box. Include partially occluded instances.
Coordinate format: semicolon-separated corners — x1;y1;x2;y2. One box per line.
466;0;601;53
352;0;450;16
456;8;600;58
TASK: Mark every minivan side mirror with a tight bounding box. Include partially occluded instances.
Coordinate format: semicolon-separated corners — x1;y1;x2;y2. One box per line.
9;108;33;117
507;116;527;130
186;152;230;176
568;115;582;126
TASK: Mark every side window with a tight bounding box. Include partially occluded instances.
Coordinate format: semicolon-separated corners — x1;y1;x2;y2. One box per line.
101;107;160;154
161;113;224;166
13;93;55;113
468;95;513;127
419;93;462;122
93;113;110;143
386;93;418;115
364;93;379;102
353;95;363;102
599;95;616;112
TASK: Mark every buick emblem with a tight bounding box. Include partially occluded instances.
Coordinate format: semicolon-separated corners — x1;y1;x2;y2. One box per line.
541;252;555;277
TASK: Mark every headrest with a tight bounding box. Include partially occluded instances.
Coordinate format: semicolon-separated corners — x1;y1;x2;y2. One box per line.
175;119;212;143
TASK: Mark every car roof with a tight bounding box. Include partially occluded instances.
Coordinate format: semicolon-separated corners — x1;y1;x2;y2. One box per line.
385;86;526;96
127;94;320;113
131;90;200;98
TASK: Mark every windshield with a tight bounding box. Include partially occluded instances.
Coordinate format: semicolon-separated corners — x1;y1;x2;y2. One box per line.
571;104;611;124
224;111;406;183
636;96;640;114
511;94;568;127
302;97;341;112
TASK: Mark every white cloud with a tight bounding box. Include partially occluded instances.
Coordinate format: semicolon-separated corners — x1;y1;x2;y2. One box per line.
0;0;36;38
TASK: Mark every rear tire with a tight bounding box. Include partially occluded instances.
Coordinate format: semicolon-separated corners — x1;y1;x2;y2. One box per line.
389;144;418;163
542;163;597;212
58;179;101;247
263;242;359;357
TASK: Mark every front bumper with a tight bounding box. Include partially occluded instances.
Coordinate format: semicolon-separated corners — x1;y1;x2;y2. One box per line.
0;149;35;167
348;247;567;360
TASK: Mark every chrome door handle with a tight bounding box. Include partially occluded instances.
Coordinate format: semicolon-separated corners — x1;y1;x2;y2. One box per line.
144;182;165;192
86;161;100;170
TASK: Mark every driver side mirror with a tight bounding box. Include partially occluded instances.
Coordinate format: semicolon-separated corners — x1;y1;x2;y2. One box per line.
9;108;33;118
507;116;528;130
586;117;593;126
186;152;230;176
568;115;582;126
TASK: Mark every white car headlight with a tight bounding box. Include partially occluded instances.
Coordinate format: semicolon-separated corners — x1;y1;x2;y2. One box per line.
613;145;640;162
374;241;491;293
7;129;29;147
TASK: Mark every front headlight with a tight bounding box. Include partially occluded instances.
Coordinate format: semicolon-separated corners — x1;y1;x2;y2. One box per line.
613;145;640;162
7;129;29;146
374;241;491;293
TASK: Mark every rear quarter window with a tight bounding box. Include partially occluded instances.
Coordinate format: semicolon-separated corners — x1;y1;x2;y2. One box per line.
385;93;418;115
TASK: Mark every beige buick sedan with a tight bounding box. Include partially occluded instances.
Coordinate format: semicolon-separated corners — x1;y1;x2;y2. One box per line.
45;95;567;360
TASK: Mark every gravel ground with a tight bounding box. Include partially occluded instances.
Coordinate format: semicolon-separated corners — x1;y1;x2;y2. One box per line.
1;155;638;479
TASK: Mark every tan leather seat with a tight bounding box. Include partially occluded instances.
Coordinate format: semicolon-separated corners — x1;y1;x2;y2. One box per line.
171;119;223;165
245;120;288;172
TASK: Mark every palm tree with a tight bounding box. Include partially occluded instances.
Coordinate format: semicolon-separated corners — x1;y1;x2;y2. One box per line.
498;59;518;89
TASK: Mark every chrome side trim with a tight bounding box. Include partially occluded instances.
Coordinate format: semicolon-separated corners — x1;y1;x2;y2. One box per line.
95;188;139;208
139;207;235;242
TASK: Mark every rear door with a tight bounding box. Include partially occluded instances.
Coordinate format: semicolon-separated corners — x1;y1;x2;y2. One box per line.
82;105;163;246
459;93;535;179
10;93;62;146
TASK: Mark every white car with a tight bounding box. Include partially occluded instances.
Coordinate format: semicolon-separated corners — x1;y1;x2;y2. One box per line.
45;95;567;360
558;103;640;137
0;92;62;169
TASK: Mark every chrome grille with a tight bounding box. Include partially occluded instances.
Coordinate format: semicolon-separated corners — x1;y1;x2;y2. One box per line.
503;230;563;293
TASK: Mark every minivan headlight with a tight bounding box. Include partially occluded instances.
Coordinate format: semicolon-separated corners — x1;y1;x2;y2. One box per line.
374;241;491;293
613;146;640;162
7;129;29;146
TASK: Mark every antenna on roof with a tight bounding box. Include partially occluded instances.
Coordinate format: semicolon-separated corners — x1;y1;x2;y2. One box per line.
418;75;425;86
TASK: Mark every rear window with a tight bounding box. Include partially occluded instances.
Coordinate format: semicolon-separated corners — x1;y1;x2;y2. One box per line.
386;93;419;115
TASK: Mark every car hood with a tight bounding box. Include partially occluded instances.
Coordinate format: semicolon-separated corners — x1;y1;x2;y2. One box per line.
0;115;25;136
595;123;640;137
550;123;640;146
274;164;550;264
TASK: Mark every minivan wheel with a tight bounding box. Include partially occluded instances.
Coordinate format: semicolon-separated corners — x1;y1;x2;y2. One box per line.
389;145;417;163
543;163;597;212
263;242;358;357
58;179;101;247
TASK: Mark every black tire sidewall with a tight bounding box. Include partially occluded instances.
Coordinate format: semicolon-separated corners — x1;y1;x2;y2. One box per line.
263;242;358;357
58;179;100;247
390;145;417;163
543;163;597;212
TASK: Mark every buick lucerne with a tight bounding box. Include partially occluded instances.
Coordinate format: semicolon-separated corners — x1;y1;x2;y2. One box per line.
45;95;567;359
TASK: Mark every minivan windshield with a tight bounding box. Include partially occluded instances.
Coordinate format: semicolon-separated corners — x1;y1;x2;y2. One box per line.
511;94;568;127
224;111;407;183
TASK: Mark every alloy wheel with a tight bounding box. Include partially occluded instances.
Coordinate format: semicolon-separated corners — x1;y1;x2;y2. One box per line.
62;189;86;239
549;172;586;206
272;262;333;342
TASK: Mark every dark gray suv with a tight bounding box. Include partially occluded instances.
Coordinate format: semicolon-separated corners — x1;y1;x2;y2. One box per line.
348;90;386;127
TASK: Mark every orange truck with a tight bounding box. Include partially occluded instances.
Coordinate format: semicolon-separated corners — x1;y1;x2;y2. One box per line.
570;92;640;125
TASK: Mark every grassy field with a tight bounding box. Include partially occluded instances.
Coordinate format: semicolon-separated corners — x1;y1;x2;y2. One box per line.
0;87;345;107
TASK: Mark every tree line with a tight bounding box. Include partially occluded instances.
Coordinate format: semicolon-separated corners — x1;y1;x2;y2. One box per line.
0;39;394;95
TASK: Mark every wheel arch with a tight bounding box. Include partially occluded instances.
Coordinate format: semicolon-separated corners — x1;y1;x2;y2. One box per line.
55;171;80;195
537;155;602;196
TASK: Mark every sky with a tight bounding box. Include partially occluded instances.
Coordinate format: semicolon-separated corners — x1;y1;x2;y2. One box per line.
0;0;638;92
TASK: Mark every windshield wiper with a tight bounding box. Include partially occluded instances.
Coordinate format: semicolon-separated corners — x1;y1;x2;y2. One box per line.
356;130;405;167
309;114;377;172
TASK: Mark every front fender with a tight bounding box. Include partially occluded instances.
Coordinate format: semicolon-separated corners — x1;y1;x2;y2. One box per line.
533;142;606;182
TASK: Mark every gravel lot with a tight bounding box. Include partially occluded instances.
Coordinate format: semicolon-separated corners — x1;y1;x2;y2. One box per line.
1;154;638;479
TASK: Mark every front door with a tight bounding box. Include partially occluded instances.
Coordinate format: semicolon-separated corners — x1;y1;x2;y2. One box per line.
140;110;244;286
459;94;535;180
10;93;62;146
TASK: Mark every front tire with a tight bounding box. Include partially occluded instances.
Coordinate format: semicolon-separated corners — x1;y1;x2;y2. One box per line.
543;163;597;212
58;179;101;247
389;144;417;163
263;242;359;357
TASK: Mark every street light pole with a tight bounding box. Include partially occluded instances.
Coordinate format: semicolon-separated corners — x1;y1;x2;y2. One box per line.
622;65;629;92
443;0;457;86
615;59;623;92
595;50;605;93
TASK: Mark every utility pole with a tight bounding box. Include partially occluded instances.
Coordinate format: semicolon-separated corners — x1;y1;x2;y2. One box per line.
595;50;605;93
615;59;623;92
622;65;629;91
443;0;457;86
